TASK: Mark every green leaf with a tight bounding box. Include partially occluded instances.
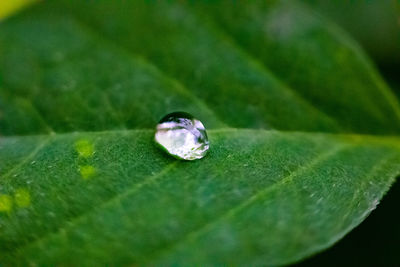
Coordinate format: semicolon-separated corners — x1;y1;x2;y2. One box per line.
0;1;399;265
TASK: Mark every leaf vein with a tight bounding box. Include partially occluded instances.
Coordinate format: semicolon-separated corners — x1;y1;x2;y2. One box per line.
0;137;53;180
61;12;229;129
15;161;178;254
147;143;348;261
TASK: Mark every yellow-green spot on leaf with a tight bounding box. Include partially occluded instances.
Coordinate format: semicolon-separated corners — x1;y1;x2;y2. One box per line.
0;0;37;20
14;188;31;208
0;194;12;212
79;165;96;180
75;139;94;158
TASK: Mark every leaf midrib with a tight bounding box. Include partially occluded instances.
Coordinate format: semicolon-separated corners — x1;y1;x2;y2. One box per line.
3;128;400;144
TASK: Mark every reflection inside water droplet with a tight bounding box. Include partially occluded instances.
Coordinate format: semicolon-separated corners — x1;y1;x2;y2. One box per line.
155;112;209;160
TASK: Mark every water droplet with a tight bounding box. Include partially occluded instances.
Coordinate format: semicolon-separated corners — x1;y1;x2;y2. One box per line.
155;112;209;160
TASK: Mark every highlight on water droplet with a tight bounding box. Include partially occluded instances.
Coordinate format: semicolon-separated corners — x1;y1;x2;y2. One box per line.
0;194;12;212
79;165;96;179
74;139;94;158
14;188;31;208
155;111;209;160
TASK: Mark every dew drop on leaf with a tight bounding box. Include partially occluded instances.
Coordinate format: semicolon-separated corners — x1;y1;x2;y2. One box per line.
155;112;209;160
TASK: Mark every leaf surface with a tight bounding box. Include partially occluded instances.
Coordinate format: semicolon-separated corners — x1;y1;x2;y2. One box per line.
0;1;399;265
